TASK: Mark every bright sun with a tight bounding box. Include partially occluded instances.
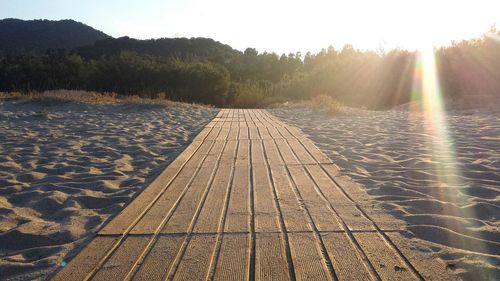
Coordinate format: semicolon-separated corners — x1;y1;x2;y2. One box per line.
149;0;500;54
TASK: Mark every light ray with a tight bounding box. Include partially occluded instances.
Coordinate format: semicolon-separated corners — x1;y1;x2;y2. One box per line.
410;46;490;255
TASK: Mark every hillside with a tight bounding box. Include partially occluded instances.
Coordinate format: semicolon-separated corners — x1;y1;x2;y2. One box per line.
0;18;111;54
76;36;241;63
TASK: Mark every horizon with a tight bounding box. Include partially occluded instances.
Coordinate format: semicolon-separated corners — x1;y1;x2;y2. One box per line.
1;0;499;54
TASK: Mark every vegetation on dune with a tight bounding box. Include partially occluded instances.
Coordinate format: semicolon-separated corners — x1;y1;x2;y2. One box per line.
0;90;210;108
0;22;499;108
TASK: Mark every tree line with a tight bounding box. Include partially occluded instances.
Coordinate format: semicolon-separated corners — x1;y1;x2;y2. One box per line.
1;31;499;108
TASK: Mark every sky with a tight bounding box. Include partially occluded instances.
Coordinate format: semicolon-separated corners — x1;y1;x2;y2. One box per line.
1;0;499;54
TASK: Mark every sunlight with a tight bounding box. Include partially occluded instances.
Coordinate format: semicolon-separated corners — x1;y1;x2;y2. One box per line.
486;31;500;44
412;46;489;253
419;46;461;190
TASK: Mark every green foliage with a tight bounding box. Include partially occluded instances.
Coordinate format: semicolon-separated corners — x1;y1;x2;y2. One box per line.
231;82;268;108
0;26;499;108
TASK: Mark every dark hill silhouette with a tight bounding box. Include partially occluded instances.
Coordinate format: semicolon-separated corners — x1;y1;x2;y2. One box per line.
76;36;241;63
0;18;111;54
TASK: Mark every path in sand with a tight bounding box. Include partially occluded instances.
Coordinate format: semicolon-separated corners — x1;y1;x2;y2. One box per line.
53;109;458;280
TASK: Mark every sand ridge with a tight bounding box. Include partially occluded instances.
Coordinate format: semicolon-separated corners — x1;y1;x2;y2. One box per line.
0;99;217;280
272;107;500;280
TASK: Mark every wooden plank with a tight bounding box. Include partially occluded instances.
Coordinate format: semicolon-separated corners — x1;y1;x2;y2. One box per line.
303;165;350;203
184;140;215;168
253;164;281;233
263;139;283;166
132;235;185;281
217;126;231;140
274;139;300;165
249;127;260;139
238;126;249;140
130;166;198;234
251;140;266;165
214;234;250;281
130;140;217;234
160;140;226;234
219;140;237;166
201;140;226;168
288;233;331;281
228;125;239;140
224;165;251;233
192;127;213;141
160;166;218;233
287;165;343;231
192;163;232;233
256;233;291;281
92;236;151;281
206;126;223;140
270;165;310;232
258;127;272;139
267;126;283;139
172;235;217;280
298;137;333;164
321;164;374;204
321;232;374;281
276;126;296;140
53;237;119;281
354;232;418;281
235;139;250;166
304;165;374;231
216;123;229;140
286;138;316;164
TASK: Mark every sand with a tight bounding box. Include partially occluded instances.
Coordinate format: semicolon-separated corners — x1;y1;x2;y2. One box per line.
272;106;500;280
0;98;217;280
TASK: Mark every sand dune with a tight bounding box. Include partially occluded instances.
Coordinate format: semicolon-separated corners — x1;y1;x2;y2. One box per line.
0;99;216;280
273;107;500;280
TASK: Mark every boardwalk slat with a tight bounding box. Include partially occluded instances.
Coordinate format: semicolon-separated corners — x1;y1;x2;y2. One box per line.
214;234;250;281
321;232;375;281
194;141;237;233
92;236;151;281
224;165;251;233
253;164;281;232
263;139;283;166
274;138;300;165
161;143;225;234
354;232;418;281
270;165;310;232
172;235;217;280
132;235;185;281
288;233;331;281
53;237;119;281
256;233;291;281
304;165;374;231
287;165;343;231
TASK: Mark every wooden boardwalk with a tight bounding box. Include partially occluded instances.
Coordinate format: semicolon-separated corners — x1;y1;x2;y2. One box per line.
54;109;456;281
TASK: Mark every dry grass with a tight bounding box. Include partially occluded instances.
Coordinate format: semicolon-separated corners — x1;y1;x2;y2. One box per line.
276;94;360;115
0;90;211;108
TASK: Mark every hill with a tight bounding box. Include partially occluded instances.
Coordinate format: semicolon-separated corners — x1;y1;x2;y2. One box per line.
76;36;241;63
0;18;111;54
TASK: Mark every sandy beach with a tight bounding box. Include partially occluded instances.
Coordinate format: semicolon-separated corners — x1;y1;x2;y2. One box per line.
0;98;217;280
272;106;500;280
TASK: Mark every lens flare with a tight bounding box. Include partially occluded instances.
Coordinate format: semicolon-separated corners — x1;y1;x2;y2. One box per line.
411;47;489;255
